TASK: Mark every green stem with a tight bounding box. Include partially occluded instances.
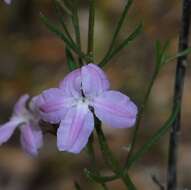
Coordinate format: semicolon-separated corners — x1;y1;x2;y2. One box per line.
99;0;133;66
54;0;74;44
71;5;83;66
87;0;95;62
86;134;108;190
108;0;133;52
124;70;158;169
95;118;137;190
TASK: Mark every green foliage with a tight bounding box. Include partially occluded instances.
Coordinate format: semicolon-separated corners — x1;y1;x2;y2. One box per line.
40;13;88;63
65;48;78;71
54;0;72;16
125;104;180;170
155;40;191;71
95;119;137;190
166;47;191;62
39;1;191;189
99;22;143;67
84;169;118;183
155;40;170;70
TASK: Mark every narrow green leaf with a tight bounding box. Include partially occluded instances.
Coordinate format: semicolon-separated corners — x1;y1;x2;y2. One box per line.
55;0;72;16
84;168;118;183
99;0;134;67
99;22;143;67
109;0;133;51
40;13;88;62
154;40;170;70
63;0;73;11
71;5;83;65
65;48;77;71
95;118;137;189
160;40;170;65
54;0;74;42
40;13;73;47
165;47;191;63
125;104;180;170
95;120;119;173
111;22;143;59
155;40;162;67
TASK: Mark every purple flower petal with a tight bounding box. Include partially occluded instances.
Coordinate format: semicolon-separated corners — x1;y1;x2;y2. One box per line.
57;103;94;154
93;91;138;128
59;69;82;98
0;119;21;145
13;94;29;116
20;124;43;156
81;64;110;96
36;88;74;123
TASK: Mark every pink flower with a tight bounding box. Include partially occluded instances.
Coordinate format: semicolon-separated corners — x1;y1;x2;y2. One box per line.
0;95;43;156
3;0;11;4
37;64;137;154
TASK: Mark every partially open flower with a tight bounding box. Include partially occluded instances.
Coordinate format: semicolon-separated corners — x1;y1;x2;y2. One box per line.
0;95;43;156
37;64;137;154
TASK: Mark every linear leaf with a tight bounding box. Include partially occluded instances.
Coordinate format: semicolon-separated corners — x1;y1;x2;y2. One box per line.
99;22;143;67
40;13;88;61
65;48;78;71
125;104;180;170
165;47;191;63
84;168;118;183
95;119;137;190
55;0;72;16
54;0;73;41
99;0;134;67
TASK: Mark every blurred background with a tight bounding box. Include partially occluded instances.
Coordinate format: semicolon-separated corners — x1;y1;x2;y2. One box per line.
0;0;191;189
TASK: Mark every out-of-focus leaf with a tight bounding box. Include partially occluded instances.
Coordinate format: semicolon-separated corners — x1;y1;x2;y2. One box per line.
84;168;118;183
99;22;143;67
65;47;78;71
155;41;191;70
40;13;87;61
165;47;191;63
110;0;133;49
155;40;170;70
99;0;134;67
115;22;143;49
54;0;73;41
63;0;72;10
95;119;137;190
55;0;72;16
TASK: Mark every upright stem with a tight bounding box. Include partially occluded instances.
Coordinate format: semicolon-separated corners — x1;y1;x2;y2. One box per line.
95;118;137;190
86;134;108;190
72;6;83;66
87;0;95;62
124;70;158;169
167;1;191;190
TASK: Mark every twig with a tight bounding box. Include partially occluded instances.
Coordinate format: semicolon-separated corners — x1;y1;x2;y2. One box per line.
167;1;191;190
152;175;165;190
